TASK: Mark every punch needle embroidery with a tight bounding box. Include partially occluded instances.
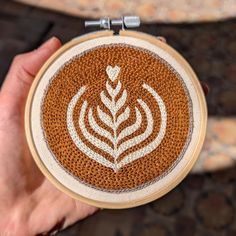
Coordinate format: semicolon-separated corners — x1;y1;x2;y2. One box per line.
66;65;167;171
41;44;193;191
28;22;205;207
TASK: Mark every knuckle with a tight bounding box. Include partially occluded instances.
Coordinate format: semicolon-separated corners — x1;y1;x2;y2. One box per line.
12;53;27;65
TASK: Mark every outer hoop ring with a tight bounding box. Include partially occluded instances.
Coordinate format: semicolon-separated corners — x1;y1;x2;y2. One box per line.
25;30;207;209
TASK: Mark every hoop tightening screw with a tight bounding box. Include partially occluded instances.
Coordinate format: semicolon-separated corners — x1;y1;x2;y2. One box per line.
85;16;140;30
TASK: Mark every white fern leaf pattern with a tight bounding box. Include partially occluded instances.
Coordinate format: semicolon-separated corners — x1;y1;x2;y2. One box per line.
79;101;114;156
66;65;167;171
97;106;113;128
116;107;142;143
88;108;113;143
115;107;130;129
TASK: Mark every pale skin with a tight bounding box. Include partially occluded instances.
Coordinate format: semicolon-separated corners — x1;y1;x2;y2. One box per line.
0;37;98;235
0;36;207;235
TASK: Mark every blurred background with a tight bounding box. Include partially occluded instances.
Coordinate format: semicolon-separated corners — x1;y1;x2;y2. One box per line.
1;0;236;235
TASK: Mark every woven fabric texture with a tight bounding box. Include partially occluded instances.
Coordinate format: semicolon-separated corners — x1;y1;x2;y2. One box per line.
41;45;192;191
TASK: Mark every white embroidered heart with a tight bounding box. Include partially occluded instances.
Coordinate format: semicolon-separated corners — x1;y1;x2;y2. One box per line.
106;65;120;82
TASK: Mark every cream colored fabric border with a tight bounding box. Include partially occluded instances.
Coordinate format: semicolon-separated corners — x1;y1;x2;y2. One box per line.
31;36;201;204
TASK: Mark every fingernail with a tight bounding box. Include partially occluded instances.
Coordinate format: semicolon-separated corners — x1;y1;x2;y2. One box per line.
157;36;167;43
201;82;210;96
39;37;60;49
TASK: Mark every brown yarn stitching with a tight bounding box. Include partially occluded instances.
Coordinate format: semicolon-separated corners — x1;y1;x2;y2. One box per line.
41;44;193;191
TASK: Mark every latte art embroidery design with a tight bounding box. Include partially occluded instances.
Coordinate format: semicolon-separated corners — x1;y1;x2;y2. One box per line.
67;65;167;171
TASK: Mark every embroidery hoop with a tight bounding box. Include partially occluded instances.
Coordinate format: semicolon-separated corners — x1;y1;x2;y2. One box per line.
25;30;207;209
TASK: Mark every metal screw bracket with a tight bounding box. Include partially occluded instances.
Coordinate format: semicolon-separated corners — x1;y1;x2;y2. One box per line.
85;16;140;30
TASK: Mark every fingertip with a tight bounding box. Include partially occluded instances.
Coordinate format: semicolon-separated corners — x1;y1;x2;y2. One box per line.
0;37;62;115
201;82;210;96
51;36;62;45
157;36;167;43
39;36;62;52
23;37;62;75
48;36;62;49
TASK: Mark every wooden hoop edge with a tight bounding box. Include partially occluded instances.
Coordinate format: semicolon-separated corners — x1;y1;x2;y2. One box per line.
24;30;208;209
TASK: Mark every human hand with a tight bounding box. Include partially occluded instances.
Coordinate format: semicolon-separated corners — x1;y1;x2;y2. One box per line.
0;37;98;236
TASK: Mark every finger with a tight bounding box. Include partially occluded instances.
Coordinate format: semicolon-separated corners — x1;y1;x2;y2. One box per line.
157;36;167;43
200;82;210;96
0;37;61;115
2;37;61;96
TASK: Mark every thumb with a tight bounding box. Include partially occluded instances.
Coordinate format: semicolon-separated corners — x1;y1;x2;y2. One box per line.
0;37;61;116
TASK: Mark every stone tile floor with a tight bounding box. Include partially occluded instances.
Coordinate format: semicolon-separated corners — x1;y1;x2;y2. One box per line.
0;1;236;235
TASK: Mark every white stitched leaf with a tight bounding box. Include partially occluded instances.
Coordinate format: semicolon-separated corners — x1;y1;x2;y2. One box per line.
106;80;121;98
117;83;167;169
115;107;130;129
79;102;114;156
66;87;115;170
97;105;113;129
88;108;113;143
116;99;153;156
116;107;142;143
100;91;115;115
115;90;127;114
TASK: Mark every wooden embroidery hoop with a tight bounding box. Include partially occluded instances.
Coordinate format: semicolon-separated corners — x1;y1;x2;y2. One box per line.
25;30;207;209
